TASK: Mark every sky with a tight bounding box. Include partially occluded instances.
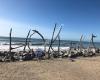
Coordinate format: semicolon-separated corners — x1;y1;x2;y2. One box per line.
0;0;100;41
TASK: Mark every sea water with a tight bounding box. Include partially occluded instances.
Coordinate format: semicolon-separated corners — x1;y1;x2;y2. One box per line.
0;36;100;48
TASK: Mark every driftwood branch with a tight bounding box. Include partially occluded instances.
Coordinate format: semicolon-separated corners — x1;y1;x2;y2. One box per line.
47;24;57;58
9;28;12;53
47;24;62;58
23;30;31;52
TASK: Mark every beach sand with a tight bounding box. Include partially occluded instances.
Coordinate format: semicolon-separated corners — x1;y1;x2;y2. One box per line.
0;56;100;80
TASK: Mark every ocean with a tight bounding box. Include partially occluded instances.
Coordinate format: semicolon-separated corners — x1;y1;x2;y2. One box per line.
0;36;100;48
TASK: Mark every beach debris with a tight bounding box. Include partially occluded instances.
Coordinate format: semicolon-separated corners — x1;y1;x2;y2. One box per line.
22;52;33;61
34;48;45;60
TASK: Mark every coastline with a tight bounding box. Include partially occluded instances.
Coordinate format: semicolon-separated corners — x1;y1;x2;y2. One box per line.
0;45;70;52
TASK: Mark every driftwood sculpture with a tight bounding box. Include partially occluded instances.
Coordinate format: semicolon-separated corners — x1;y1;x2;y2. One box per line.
89;34;96;49
58;35;60;56
9;28;15;61
28;30;45;51
47;24;62;58
9;28;12;53
83;34;97;57
23;30;31;52
8;29;31;53
78;35;84;52
8;29;45;52
0;25;99;62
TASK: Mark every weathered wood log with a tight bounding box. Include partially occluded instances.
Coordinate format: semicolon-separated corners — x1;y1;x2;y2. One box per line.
23;30;31;52
78;35;84;53
88;34;96;49
9;28;12;53
58;34;60;56
32;30;45;42
47;24;62;58
28;30;45;50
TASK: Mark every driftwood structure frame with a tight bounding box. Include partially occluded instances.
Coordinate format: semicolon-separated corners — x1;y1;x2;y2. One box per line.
89;34;96;49
9;28;46;52
0;25;98;62
27;30;46;51
47;24;62;58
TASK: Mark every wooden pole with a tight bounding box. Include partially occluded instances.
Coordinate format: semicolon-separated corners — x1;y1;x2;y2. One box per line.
92;34;96;48
23;30;31;52
9;28;12;53
47;24;62;58
47;24;57;58
79;35;83;52
89;34;96;49
58;35;60;55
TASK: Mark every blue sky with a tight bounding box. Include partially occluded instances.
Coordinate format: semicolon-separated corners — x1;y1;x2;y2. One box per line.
0;0;100;41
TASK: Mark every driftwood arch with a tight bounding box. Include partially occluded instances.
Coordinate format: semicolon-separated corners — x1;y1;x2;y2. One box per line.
27;30;46;51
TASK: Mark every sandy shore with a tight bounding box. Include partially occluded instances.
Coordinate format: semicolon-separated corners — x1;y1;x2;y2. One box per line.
0;56;100;80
